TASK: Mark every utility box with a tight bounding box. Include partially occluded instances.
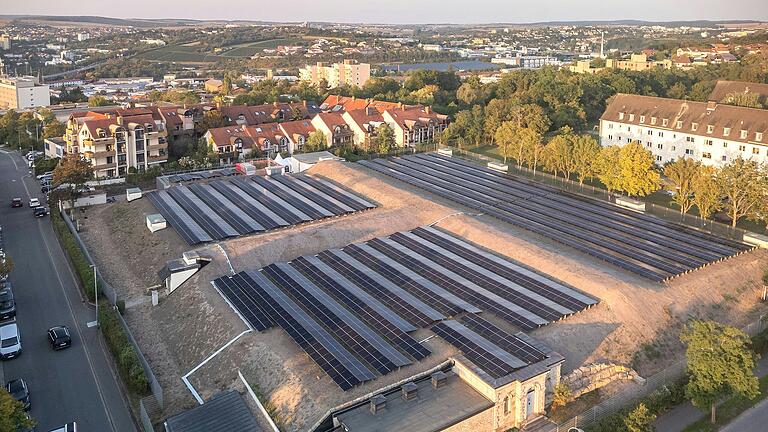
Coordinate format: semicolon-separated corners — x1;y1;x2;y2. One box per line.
487;162;509;172
744;233;768;248
615;196;646;212
146;214;167;232
126;187;142;202
437;148;453;157
236;162;257;176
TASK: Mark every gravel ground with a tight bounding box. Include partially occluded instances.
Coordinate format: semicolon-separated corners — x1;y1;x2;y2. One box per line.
76;159;768;429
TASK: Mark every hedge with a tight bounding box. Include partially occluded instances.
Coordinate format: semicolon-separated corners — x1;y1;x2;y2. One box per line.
587;380;687;432
51;210;98;302
99;305;150;395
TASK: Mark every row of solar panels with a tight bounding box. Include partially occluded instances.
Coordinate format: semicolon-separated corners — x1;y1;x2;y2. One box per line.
147;174;376;245
212;227;597;390
162;167;240;184
360;153;752;281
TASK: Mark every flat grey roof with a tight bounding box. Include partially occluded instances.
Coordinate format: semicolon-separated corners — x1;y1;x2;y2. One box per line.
335;371;493;432
164;390;261;432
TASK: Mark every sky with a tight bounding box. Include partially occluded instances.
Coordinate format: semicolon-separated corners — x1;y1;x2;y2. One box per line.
1;0;767;24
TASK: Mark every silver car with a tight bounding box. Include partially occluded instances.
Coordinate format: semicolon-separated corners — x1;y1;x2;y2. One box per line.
0;322;22;359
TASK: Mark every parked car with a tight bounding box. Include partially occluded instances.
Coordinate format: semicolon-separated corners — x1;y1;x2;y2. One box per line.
33;207;48;218
6;378;30;411
48;422;77;432
36;171;53;180
47;325;71;350
0;322;21;359
11;198;22;208
0;284;16;320
41;184;53;194
28;198;39;208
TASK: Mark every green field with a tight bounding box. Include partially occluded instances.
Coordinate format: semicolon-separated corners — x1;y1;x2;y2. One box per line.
137;45;225;63
219;38;306;58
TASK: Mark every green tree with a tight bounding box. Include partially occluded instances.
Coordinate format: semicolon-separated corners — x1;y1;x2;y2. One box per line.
88;95;110;107
666;82;688;100
572;135;602;185
617;142;660;197
196;110;226;135
624;403;656;432
43;119;66;139
681;320;760;424
552;382;572;409
445;105;484;148
304;130;327;152
0;388;34;432
495;121;524;165
597;145;623;193
664;157;699;214
373;124;396;154
53;155;94;208
691;165;722;220
718;158;766;227
456;82;479;106
542;127;576;178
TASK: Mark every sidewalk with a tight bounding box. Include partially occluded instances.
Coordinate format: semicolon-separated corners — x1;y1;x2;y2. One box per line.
653;356;768;432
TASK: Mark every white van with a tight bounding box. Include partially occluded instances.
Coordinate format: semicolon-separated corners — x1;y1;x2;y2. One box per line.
48;423;77;432
0;322;22;359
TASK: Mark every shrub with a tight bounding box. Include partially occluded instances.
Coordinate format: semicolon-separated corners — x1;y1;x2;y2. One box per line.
51;210;99;301
553;382;573;408
99;305;149;395
587;378;687;432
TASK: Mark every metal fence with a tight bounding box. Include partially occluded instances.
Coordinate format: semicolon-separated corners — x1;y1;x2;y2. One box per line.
59;208;165;409
553;314;767;431
139;397;156;432
441;145;750;242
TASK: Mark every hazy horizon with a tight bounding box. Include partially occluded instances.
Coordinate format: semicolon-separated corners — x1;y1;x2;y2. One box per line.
2;0;768;25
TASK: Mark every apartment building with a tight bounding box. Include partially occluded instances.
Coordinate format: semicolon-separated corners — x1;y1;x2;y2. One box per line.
605;54;673;71
382;105;449;147
0;75;50;109
0;35;10;50
599;93;768;167
300;60;371;88
64;108;168;177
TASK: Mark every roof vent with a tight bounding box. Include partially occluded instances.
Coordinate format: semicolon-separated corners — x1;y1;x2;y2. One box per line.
706;101;717;112
402;382;418;401
431;371;448;389
369;394;387;414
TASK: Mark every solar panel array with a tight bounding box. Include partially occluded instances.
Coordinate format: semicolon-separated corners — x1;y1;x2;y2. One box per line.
432;318;545;379
147;174;376;245
212;227;597;390
360;153;753;281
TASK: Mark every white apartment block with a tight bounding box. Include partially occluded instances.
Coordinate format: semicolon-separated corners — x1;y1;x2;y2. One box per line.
0;75;51;109
299;60;371;88
600;94;768;167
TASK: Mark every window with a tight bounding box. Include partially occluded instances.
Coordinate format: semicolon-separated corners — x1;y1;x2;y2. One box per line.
724;127;731;136
608;135;613;140
619;112;625;120
702;152;712;159
640;115;646;123
137;153;145;162
672;146;676;151
740;145;747;151
741;130;748;139
627;138;632;143
658;132;664;137
722;155;727;162
629;114;635;121
106;156;114;164
646;142;652;148
627;126;631;131
686;137;695;143
757;132;764;141
647;130;653;136
691;123;698;132
705;140;713;146
651;117;657;125
662;119;669;127
656;155;662;162
676;121;683;129
657;143;663;150
685;149;694;155
608;122;614;129
723;142;728;148
707;125;714;133
753;147;760;155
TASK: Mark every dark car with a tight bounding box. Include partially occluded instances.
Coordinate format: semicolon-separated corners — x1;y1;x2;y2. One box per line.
0;284;15;321
47;325;71;350
41;184;53;194
6;378;30;411
33;207;47;218
11;198;22;208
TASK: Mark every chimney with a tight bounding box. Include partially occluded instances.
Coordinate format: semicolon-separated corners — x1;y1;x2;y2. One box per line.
431;371;448;389
351;95;355;101
116;116;123;125
706;101;717;112
401;382;418;401
398;102;403;110
425;106;431;114
369;394;387;414
216;101;221;110
302;100;307;108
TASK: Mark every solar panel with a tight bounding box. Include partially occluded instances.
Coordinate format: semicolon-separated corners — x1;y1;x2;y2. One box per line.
210;181;288;229
212;277;273;331
295;175;376;211
232;178;311;224
146;191;212;244
262;264;412;374
188;183;264;234
317;250;445;327
460;314;546;364
236;270;375;390
167;187;239;240
251;176;333;219
292;256;430;361
432;320;528;379
271;175;354;214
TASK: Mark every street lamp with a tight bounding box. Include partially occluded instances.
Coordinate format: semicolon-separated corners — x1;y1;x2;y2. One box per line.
91;264;99;327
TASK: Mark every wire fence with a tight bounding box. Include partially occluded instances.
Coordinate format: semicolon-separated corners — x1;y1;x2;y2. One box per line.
440;145;750;242
552;314;767;431
59;208;165;409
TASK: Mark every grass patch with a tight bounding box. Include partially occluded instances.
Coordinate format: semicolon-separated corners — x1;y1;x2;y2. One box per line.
246;374;284;430
681;375;768;432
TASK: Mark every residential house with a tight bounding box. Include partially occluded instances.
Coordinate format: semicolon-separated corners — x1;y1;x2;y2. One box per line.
381;105;449;147
341;107;387;149
311;112;354;147
204;79;224;93
600;93;768;167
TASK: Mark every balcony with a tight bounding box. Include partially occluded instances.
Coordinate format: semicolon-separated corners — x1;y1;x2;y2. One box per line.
147;155;167;164
148;142;168;150
92;162;117;171
94;150;115;159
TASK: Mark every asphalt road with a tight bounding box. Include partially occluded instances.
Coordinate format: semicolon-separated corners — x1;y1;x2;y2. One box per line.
721;397;768;432
0;149;136;432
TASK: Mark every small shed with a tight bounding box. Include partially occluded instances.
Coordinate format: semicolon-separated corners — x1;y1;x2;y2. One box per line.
164;390;261;432
146;214;167;232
